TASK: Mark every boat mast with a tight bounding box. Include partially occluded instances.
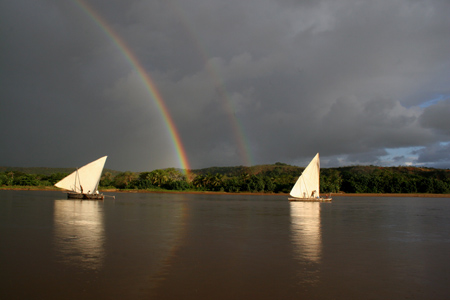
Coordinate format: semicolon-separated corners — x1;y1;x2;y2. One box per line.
76;168;83;193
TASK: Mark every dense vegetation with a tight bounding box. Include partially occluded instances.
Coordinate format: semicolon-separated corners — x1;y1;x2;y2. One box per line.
1;163;450;194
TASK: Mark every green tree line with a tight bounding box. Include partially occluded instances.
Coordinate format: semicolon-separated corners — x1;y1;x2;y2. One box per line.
1;165;450;194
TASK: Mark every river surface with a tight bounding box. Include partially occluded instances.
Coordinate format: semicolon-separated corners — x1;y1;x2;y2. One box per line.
1;190;449;299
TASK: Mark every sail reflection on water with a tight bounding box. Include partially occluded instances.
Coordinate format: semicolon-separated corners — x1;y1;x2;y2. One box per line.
53;200;105;270
290;202;322;263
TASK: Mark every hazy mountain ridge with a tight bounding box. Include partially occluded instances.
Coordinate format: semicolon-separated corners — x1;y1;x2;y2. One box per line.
190;163;301;177
0;166;120;176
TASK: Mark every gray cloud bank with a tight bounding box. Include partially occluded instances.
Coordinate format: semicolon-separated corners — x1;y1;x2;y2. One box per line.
1;0;449;171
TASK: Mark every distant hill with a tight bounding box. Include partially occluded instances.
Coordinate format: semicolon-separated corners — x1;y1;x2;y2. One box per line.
0;166;121;176
335;165;450;178
0;163;304;177
190;162;302;177
191;163;304;177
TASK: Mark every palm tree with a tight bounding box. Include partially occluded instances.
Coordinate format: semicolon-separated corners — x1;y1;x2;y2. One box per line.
114;171;137;188
149;170;169;187
211;173;223;190
100;172;114;186
192;175;205;188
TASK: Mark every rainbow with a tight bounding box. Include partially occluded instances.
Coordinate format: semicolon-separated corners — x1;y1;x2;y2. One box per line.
73;0;191;174
210;75;254;167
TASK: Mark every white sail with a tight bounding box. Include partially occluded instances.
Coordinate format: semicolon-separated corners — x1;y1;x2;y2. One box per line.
55;156;107;195
290;153;320;198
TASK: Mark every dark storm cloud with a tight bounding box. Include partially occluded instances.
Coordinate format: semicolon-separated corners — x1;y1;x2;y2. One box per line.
420;100;450;135
1;0;450;171
414;143;450;169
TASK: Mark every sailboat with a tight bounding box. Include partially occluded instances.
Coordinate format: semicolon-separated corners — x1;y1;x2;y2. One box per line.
55;156;108;200
288;153;332;202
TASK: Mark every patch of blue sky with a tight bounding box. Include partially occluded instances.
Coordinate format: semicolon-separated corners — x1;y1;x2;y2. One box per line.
380;147;423;166
419;94;450;108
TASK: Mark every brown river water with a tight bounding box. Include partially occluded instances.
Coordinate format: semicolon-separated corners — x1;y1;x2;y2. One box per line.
1;190;449;299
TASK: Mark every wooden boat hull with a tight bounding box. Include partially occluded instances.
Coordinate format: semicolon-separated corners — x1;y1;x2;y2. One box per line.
288;197;332;202
67;192;104;200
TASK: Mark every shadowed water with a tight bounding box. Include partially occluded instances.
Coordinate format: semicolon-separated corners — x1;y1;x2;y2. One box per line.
0;190;449;299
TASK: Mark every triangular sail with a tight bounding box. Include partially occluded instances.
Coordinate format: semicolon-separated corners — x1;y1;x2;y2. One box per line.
290;153;320;198
55;156;107;194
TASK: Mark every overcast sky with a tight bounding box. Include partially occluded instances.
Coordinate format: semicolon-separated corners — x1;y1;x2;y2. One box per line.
1;0;449;171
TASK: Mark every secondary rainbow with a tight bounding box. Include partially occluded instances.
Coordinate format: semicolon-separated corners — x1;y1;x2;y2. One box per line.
73;0;191;174
167;2;254;166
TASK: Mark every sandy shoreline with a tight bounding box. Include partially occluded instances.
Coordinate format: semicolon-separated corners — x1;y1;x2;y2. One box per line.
1;186;450;198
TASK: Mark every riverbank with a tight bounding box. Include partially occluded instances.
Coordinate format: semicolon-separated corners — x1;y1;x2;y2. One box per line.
109;190;450;198
1;186;450;198
331;193;450;198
